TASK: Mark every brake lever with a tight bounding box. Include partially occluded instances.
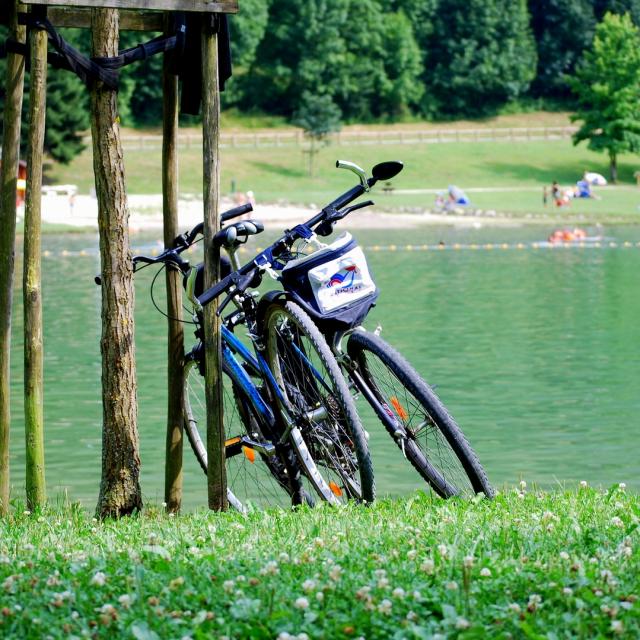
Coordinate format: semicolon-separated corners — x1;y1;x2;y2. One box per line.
216;270;258;317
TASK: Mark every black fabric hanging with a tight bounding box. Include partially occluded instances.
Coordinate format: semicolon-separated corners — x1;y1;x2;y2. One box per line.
179;13;232;116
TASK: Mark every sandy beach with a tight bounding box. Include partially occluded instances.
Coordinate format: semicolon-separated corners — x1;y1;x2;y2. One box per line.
31;193;542;232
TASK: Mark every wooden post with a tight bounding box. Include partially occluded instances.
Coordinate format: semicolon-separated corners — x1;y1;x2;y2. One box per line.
162;18;184;514
91;8;142;518
23;6;49;510
201;16;227;511
0;0;26;515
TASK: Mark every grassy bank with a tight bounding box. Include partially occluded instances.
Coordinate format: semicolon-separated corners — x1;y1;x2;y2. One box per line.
1;487;638;639
49;138;640;224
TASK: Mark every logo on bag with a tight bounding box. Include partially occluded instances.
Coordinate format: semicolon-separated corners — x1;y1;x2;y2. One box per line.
327;265;360;293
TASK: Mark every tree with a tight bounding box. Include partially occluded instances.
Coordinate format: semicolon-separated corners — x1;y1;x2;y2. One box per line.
569;12;640;182
422;0;537;117
292;91;341;176
1;26;89;165
528;0;596;98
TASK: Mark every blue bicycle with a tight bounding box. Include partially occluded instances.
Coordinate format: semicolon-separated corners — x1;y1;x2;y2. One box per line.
132;204;375;511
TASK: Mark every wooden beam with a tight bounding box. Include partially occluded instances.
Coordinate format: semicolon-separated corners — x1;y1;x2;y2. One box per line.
162;27;185;514
23;5;48;510
201;21;227;512
91;8;142;519
47;8;164;30
22;1;238;13
0;0;26;516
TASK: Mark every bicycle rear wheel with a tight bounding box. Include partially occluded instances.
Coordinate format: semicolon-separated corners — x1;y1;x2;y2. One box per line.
262;301;375;504
346;330;493;498
183;355;305;511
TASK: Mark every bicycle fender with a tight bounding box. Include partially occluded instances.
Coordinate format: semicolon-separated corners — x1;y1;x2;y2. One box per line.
256;290;289;335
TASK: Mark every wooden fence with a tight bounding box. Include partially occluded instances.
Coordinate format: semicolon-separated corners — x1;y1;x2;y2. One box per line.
92;125;578;151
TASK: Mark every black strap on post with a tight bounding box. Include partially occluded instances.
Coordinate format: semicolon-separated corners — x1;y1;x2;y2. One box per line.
2;11;232;115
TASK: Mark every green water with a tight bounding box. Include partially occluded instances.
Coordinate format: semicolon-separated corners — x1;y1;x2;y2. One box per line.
7;224;640;510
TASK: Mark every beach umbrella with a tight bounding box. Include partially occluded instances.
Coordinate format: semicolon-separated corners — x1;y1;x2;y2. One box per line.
584;172;607;186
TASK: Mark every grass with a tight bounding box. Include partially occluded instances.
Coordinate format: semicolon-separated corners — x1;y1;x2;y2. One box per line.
1;487;638;639
49;135;640;223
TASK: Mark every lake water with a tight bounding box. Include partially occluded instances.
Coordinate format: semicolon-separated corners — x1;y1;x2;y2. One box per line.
7;223;640;510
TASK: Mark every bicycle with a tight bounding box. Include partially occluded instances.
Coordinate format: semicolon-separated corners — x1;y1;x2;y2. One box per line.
250;160;494;499
127;203;375;511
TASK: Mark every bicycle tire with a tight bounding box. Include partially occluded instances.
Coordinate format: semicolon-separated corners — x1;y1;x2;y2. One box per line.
346;330;493;498
262;301;375;504
183;355;306;511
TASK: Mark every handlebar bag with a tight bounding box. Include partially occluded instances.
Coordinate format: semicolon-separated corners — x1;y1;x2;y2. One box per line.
281;233;378;331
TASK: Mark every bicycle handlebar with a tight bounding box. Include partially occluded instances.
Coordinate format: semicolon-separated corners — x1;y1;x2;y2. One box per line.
120;161;400;313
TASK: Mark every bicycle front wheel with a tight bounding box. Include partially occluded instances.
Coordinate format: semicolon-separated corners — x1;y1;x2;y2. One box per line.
183;356;305;511
262;301;375;504
347;330;493;498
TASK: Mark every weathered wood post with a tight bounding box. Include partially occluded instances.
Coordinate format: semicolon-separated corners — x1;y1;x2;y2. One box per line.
162;15;184;513
0;0;26;515
23;5;49;510
91;7;142;518
202;15;227;511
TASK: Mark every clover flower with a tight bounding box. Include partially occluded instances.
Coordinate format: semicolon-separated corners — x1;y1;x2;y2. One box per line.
294;597;309;610
480;567;492;577
90;572;107;587
377;599;392;615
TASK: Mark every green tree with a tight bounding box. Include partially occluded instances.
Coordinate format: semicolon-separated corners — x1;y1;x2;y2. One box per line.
528;0;596;98
594;0;640;24
423;0;537;117
569;12;640;182
292;91;341;176
1;27;89;165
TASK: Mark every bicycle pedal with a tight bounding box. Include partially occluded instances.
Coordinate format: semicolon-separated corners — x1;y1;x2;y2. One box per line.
240;436;276;457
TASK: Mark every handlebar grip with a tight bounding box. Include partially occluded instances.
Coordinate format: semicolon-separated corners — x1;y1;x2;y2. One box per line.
221;203;253;223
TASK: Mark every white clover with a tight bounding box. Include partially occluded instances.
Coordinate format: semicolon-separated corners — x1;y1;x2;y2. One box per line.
279;552;290;562
445;581;458;591
294;597;309;610
559;551;570;560
377;599;392;615
619;483;626;491
463;556;474;569
223;580;235;593
374;569;386;578
277;633;292;640
407;549;417;561
480;567;492;577
437;544;448;558
611;516;624;528
562;587;573;597
611;620;624;635
297;634;310;640
508;603;521;614
260;561;279;576
313;537;325;548
329;565;342;582
392;587;405;599
377;577;389;589
302;579;316;593
315;592;324;602
519;480;527;490
580;480;588;488
456;617;470;630
420;559;435;574
90;571;107;587
118;594;133;609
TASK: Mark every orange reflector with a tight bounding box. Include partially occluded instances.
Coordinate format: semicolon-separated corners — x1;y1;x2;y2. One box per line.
225;436;241;447
329;481;343;497
242;446;256;463
390;396;408;421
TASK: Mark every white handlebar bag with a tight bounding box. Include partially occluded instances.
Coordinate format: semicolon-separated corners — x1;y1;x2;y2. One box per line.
306;245;376;313
281;233;378;332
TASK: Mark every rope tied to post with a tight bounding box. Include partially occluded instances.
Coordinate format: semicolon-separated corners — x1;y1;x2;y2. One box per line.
1;11;232;114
